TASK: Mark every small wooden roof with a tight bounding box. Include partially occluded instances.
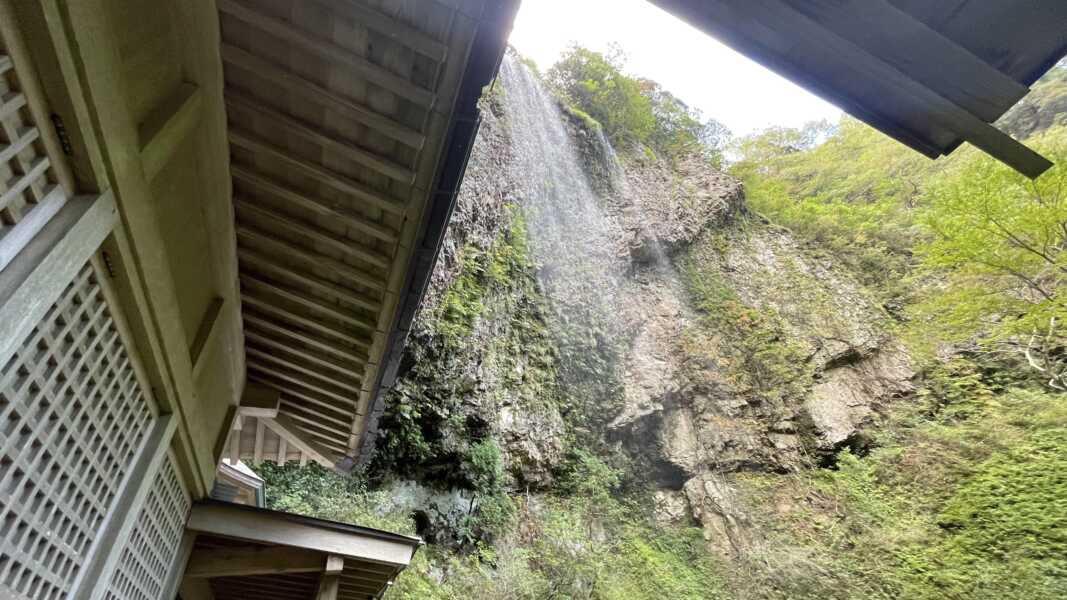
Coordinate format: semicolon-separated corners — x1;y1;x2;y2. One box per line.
185;500;422;599
651;0;1067;178
219;0;519;468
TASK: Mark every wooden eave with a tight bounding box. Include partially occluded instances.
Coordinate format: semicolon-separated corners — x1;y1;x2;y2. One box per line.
185;500;421;599
650;0;1067;179
219;0;518;467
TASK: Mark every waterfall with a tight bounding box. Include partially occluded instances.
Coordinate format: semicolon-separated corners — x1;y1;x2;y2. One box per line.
495;55;631;420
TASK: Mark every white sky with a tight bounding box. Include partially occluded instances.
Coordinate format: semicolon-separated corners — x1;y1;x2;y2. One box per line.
508;0;843;136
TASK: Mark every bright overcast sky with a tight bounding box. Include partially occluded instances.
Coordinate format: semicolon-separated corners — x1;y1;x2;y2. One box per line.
508;0;843;136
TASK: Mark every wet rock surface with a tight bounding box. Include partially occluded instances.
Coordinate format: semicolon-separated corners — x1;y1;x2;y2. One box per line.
374;55;915;550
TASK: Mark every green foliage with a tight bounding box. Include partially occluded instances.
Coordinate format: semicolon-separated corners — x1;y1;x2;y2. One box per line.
546;44;729;162
681;240;810;406
256;462;415;534
391;453;723;600
730;117;935;300
731;371;1067;600
909;127;1067;389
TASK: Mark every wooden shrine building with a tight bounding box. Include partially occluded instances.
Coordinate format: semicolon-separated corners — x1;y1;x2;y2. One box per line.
0;0;1065;599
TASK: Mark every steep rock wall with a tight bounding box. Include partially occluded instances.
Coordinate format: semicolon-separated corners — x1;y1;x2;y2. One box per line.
371;55;914;550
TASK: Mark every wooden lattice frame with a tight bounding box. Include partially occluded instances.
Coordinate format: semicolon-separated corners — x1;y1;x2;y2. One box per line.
104;450;190;600
0;262;155;599
0;22;69;272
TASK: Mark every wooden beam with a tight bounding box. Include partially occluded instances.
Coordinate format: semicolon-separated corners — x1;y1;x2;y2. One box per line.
0;154;50;213
261;413;338;467
784;0;1028;123
254;418;265;462
232;165;398;243
245;345;363;394
226;92;415;183
240;381;281;418
240;272;377;331
245;330;365;382
236;224;387;292
648;0;1054;178
185;546;325;578
243;311;369;363
0;184;66;272
325;555;345;575
0;91;26;119
313;0;447;61
238;247;382;313
189;296;224;381
229;129;406;215
247;367;358;416
138;82;203;180
317;574;340;600
241;293;373;348
218;0;435;108
220;44;425;149
234;197;391;270
0;54;12;74
0;192;116;369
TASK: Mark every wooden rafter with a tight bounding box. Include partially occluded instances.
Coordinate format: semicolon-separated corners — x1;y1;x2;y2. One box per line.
218;0;436;108
221;43;425;149
226;92;415;183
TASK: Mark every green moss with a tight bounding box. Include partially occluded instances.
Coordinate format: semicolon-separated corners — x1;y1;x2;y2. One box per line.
680;236;810;407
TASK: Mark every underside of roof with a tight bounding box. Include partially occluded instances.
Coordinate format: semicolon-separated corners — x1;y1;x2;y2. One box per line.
650;0;1067;178
220;0;519;468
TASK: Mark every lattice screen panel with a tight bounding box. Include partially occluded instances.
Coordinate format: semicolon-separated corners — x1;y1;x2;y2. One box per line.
0;29;67;271
0;262;154;600
105;450;190;600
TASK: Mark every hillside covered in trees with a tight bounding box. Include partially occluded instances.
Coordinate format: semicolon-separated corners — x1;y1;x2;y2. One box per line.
261;49;1067;599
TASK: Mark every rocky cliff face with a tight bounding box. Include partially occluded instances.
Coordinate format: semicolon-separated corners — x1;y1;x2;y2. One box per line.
370;55;915;551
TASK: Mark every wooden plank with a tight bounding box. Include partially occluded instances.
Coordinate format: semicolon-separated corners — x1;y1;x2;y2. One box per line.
220;43;425;149
0;91;26;119
245;329;365;382
317;573;340;600
218;0;436;108
229;129;406;215
323;0;447;61
226;92;415;183
245;345;362;394
0;154;50;213
237;224;387;292
326;555;345;574
185;546;325;578
69;417;178;600
784;0;1028;122
189;296;224;380
0;54;11;74
248;362;359;410
260;413;338;467
240;381;281;418
0;192;115;369
276;398;354;435
0;126;40;165
138;82;203;180
0;184;66;272
234;196;391;270
242;292;373;347
240;272;377;331
189;504;417;567
243;311;369;363
254;418;265;462
238;247;382;313
647;0;1053;178
232;165;398;243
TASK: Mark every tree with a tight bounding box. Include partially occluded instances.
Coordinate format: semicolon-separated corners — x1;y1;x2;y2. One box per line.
912;127;1067;389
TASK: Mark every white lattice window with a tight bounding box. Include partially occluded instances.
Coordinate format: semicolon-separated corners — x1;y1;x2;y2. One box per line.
0;27;69;272
104;450;190;600
0;262;154;600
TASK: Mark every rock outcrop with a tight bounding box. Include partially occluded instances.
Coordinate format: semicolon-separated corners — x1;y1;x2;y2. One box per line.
373;55;916;552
